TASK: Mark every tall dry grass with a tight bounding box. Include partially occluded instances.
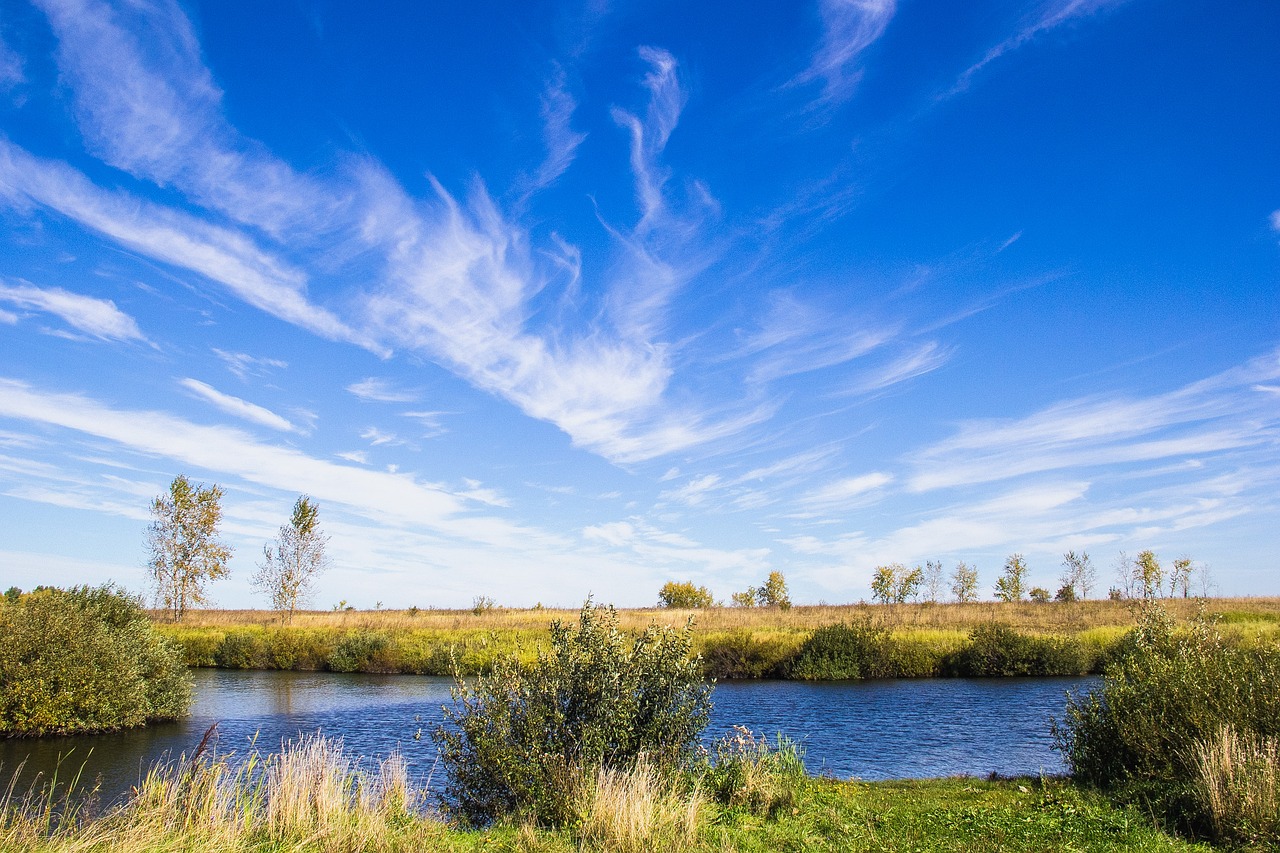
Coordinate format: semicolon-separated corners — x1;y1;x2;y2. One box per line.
1195;725;1280;846
161;596;1280;635
573;758;704;853
0;732;441;852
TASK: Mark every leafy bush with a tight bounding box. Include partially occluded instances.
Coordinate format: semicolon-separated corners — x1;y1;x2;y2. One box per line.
788;619;895;680
0;585;191;735
327;630;391;673
697;630;796;679
433;600;711;827
1053;603;1280;840
945;622;1090;677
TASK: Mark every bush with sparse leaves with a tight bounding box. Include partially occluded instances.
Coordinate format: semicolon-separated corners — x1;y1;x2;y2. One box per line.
433;599;711;827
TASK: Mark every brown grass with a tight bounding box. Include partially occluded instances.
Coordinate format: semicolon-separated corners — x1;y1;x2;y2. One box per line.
1195;725;1280;846
162;596;1280;635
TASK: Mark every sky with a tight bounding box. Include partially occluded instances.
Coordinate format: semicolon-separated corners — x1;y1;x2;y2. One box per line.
0;0;1277;609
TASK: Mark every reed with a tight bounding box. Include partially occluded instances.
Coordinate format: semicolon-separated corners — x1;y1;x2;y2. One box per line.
1195;725;1280;846
574;758;704;853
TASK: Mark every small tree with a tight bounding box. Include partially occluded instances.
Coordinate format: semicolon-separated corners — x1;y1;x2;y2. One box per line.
870;565;897;605
923;559;945;603
1134;550;1163;599
951;561;979;603
755;571;791;610
993;553;1027;603
1029;586;1051;604
1060;550;1096;600
871;563;923;604
146;474;232;622
730;588;756;607
657;580;714;609
251;495;330;624
1169;557;1193;598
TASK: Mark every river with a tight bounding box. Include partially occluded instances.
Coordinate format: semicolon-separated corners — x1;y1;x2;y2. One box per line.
0;669;1097;805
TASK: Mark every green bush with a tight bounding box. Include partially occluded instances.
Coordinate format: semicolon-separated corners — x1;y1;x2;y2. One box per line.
327;630;391;673
1053;603;1280;840
698;631;794;679
697;726;807;817
0;585;191;736
788;619;895;680
215;628;268;669
433;600;711;827
945;622;1090;677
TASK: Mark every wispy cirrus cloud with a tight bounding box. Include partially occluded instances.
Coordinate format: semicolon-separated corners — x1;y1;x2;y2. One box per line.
34;0;335;237
212;348;287;381
0;140;375;351
520;63;587;197
179;378;298;433
948;0;1129;96
842;341;952;396
907;349;1280;492
0;280;146;342
792;0;896;104
346;377;420;404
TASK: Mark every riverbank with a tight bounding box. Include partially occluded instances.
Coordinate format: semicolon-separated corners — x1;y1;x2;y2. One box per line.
152;597;1280;679
0;766;1206;852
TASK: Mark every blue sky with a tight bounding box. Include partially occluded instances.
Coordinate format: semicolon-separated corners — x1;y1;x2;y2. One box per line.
0;0;1276;608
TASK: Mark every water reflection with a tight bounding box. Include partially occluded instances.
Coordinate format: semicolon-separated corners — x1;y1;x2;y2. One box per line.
0;669;1096;806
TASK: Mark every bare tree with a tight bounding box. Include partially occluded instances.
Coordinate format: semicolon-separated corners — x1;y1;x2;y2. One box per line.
923;560;945;603
147;474;232;622
1112;551;1133;599
252;495;330;624
1169;556;1193;598
1060;550;1096;600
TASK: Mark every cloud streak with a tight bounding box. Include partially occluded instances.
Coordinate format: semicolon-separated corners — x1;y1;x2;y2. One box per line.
0;281;146;342
793;0;895;103
179;378;298;433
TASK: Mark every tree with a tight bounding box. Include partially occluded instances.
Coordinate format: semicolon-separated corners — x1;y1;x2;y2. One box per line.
755;570;791;610
993;553;1028;602
923;559;945;603
657;580;714;609
252;495;330;624
871;563;922;604
1169;557;1193;598
870;564;897;605
1134;550;1163;599
951;561;979;603
146;474;232;622
1029;586;1051;604
730;589;756;607
1060;550;1096;600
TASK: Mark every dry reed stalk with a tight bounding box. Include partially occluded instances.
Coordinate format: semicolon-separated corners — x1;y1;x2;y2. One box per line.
1195;725;1280;845
574;758;703;853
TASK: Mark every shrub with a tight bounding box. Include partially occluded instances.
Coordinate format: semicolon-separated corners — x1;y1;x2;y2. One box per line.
657;581;714;609
945;622;1089;677
1053;603;1280;838
327;630;391;673
215;629;268;669
788;620;894;680
433;600;711;827
0;585;191;735
698;631;794;679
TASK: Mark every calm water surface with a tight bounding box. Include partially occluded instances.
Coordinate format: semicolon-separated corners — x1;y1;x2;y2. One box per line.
0;670;1097;805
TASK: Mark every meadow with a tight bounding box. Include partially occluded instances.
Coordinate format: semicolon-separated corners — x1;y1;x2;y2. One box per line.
153;597;1280;679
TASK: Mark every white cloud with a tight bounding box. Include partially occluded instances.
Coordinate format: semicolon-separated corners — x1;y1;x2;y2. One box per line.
212;348;287;380
0;140;376;351
347;377;420;403
659;474;722;507
179;378;297;433
522;64;587;196
908;349;1280;492
0;31;23;90
1270;210;1280;232
0;281;146;342
793;0;896;103
842;341;952;395
360;427;406;447
801;472;893;507
950;0;1129;95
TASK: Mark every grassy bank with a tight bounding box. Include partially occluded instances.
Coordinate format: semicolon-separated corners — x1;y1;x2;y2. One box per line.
0;737;1206;852
152;597;1280;679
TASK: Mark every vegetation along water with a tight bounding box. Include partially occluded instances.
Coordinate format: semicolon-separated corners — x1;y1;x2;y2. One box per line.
1;593;1278;849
